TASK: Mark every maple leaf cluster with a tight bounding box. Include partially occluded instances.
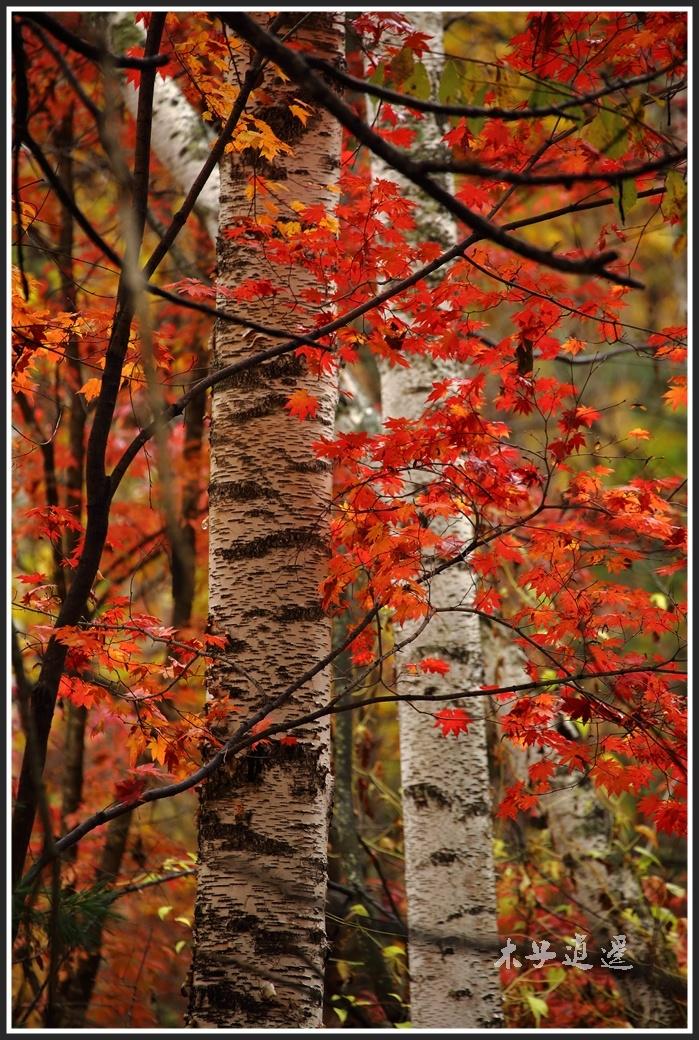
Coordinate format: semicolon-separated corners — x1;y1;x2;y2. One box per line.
10;7;686;1029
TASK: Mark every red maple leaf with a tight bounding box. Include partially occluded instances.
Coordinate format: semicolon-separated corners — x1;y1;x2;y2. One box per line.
419;657;450;675
433;707;471;738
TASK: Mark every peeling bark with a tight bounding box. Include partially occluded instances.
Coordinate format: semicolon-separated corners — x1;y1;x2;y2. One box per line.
186;14;343;1028
370;12;502;1028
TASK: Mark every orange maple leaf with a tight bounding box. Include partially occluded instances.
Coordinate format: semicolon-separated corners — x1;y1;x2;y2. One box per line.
285;389;319;420
78;377;102;402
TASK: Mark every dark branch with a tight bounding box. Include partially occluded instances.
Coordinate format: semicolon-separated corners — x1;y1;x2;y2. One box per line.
110;185;667;494
21;13;170;69
307;55;683;122
418;150;687;187
218;14;643;290
20;656;684;888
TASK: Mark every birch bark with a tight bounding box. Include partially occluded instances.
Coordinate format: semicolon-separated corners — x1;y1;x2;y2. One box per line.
370;12;502;1028
185;13;343;1028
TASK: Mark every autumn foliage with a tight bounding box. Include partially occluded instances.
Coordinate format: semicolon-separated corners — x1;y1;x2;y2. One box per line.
11;9;686;1029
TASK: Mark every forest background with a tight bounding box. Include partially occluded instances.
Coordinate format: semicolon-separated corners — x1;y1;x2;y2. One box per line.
9;6;688;1031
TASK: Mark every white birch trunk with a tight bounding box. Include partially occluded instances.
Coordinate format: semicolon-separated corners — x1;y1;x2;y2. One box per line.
371;12;502;1028
185;13;343;1027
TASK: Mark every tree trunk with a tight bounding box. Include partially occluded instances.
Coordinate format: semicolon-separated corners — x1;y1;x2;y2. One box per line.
369;12;502;1028
53;24;214;1023
108;13;219;241
186;13;343;1028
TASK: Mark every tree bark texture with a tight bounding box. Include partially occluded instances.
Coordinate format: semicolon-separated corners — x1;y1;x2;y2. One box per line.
371;12;502;1029
187;14;343;1028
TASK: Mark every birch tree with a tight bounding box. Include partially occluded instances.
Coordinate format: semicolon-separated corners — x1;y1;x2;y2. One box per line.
368;12;502;1028
185;13;344;1028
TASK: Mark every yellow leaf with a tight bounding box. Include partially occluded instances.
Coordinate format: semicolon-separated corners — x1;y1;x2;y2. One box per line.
289;100;312;125
560;337;586;356
78;378;102;402
321;214;340;234
148;733;170;765
276;220;302;239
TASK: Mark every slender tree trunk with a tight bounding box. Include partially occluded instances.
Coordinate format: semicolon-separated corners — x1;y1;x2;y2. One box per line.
54;814;131;1027
107;11;214;640
186;14;343;1027
369;12;502;1028
54;27;213;1023
326;618;401;1026
52;105;90;841
545;778;685;1026
108;13;219;242
383;359;502;1029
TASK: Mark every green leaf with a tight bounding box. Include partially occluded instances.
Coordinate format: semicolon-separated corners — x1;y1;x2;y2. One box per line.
382;943;406;960
528;78;554;112
348;902;369;917
403;62;431;102
651;904;676;924
633;844;662;867
157;904;173;920
527;80;580;123
661;169;687;226
613;178;638;224
566;105;586;126
438;60;462;104
175;939;187;954
545;965;566;989
526;993;549;1026
468;85;488;136
369;62;385;86
389;46;415;86
582;106;629;159
332;1006;348;1025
